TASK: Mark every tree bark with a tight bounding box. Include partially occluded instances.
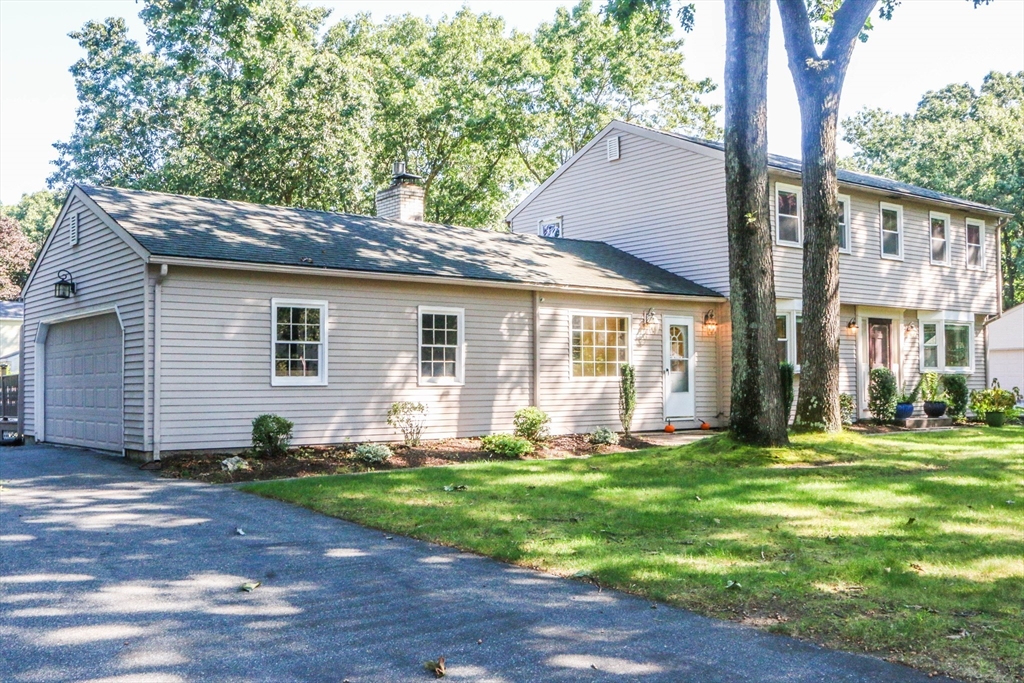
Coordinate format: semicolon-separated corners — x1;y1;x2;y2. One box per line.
776;0;877;433
724;0;788;446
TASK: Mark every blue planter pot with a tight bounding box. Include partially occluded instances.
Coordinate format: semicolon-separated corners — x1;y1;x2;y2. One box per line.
895;403;914;420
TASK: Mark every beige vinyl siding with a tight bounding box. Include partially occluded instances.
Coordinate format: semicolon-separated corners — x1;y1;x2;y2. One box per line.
770;177;1000;315
510;129;730;296
21;196;147;448
839;304;858;395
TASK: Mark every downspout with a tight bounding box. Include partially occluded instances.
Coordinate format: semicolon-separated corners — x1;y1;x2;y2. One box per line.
532;291;541;408
988;218;1008;388
142;262;150;453
153;264;168;461
17;302;25;442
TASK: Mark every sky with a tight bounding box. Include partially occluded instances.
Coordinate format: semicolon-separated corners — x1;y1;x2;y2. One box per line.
1;0;1022;205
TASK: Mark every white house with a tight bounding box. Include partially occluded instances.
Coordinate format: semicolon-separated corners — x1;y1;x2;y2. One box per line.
0;301;23;375
986;303;1024;396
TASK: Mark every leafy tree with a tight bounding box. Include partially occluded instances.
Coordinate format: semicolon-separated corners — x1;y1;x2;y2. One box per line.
0;215;35;300
0;190;63;246
843;71;1024;309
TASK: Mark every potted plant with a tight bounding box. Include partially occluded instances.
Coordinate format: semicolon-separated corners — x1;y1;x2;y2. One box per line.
919;372;947;418
969;379;1022;427
895;380;920;420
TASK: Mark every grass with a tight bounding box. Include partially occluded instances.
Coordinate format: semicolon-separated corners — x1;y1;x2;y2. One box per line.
243;427;1024;682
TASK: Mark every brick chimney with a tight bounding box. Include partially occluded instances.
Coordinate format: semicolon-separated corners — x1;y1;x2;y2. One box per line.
375;161;425;222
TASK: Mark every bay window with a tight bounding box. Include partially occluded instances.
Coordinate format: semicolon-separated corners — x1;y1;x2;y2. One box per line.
918;311;974;373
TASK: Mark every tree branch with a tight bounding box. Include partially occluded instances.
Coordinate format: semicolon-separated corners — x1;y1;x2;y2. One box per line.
775;0;820;94
822;0;878;66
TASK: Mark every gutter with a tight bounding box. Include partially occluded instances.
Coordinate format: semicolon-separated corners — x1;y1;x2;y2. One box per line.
153;264;168;461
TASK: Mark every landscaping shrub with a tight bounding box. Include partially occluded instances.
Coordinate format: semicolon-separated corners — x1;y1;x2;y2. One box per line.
868;368;897;423
839;393;856;426
589;426;619;445
387;401;427;446
780;362;794;424
481;433;534;457
919;372;945;402
941;374;970;422
355;443;393;464
513;406;551;442
619;363;636;435
897;379;920;405
251;414;294;457
969;379;1020;419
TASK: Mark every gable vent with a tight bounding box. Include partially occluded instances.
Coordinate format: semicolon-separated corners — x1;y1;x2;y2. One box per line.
606;136;620;161
69;213;79;246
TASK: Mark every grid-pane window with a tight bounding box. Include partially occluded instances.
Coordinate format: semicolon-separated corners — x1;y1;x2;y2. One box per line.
944;323;971;369
777;188;801;244
421;312;460;380
930;215;948;264
922;323;939;369
838;198;849;252
273;303;325;383
881;205;902;257
966;222;983;269
776;315;789;363
571;316;628;377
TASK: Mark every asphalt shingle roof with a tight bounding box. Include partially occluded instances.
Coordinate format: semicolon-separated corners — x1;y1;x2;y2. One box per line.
81;185;722;298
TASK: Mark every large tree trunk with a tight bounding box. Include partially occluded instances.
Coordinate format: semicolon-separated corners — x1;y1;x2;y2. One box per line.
723;0;788;446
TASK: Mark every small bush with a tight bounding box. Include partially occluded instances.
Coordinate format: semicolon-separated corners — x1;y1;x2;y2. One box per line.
589;426;619;445
513;406;551;442
969;379;1020;417
481;433;534;458
868;368;897;423
355;443;392;464
941;374;970;422
387;401;427;446
839;393;856;426
619;363;636;435
780;362;795;424
251;414;294;457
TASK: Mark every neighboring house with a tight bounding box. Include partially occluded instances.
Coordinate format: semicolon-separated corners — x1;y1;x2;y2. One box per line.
986;303;1024;396
19;177;724;459
0;301;24;375
507;120;1011;420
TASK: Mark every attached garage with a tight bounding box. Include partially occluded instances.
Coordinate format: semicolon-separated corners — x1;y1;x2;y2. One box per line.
42;313;123;452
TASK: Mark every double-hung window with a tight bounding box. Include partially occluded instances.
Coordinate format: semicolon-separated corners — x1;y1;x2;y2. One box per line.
966;219;985;270
837;194;851;254
776;315;789;363
879;202;903;260
776;309;805;371
419;306;464;384
571;314;629;377
929;212;950;265
271;299;327;386
919;312;974;373
776;183;802;246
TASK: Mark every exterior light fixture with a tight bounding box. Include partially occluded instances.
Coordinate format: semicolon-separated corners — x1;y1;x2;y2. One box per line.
703;310;717;335
54;270;76;299
847;318;858;332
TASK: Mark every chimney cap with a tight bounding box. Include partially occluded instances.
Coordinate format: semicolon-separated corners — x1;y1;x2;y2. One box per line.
391;160;422;184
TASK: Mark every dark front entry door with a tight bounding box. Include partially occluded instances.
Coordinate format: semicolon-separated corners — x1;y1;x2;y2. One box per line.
868;318;892;370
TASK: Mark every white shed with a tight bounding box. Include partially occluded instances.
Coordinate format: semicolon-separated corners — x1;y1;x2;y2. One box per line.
987;303;1024;395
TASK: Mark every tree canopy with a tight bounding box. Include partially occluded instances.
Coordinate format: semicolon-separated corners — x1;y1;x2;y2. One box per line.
843;71;1024;308
0;190;62;246
0;215;35;301
50;0;719;227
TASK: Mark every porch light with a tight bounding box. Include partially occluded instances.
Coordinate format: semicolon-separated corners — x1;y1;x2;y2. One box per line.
703;310;717;335
847;318;858;332
54;270;76;299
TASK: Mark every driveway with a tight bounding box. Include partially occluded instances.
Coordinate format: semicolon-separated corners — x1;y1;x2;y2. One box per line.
1;444;956;683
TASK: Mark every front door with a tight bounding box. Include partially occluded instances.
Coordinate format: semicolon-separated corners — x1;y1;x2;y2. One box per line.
868;318;892;370
663;316;695;419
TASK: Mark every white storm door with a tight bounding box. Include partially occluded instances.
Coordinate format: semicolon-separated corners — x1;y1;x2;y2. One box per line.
664;316;695;419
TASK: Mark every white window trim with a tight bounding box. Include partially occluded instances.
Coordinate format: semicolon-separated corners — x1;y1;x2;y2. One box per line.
879;201;904;261
928;211;951;266
965;218;985;271
776;308;804;373
537;216;563;238
270;298;328;387
567;310;632;381
775;182;803;248
837;194;851;255
418;305;465;386
917;310;975;374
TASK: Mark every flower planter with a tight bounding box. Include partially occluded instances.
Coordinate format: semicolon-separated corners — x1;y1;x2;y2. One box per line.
923;401;947;418
895;403;915;420
984;411;1006;427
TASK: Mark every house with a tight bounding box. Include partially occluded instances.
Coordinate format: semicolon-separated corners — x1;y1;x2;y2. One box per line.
986;303;1024;396
18;173;725;459
507;121;1011;420
0;301;23;375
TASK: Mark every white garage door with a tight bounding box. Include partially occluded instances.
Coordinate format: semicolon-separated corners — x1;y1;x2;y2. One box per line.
44;313;123;451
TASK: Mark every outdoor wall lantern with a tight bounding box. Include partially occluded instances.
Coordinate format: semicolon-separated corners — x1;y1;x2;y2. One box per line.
847;318;858;332
54;270;76;299
703;310;717;335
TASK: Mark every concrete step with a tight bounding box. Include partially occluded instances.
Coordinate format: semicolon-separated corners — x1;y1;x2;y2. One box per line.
894;415;952;429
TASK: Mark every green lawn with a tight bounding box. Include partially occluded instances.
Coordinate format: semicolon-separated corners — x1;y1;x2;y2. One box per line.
244;427;1023;682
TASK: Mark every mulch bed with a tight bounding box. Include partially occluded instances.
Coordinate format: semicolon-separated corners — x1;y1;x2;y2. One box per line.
156;433;658;484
